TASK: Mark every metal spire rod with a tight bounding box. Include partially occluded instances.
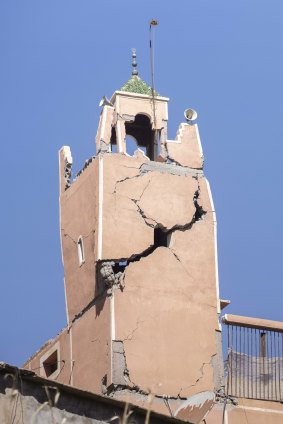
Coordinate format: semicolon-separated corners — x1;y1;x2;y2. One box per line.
149;20;159;127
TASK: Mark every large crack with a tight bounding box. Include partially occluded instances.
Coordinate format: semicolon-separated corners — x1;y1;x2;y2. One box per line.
178;354;217;399
101;181;207;292
133;184;207;233
113;161;203;196
106;383;188;402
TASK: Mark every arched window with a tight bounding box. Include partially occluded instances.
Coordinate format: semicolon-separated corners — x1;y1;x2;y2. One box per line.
125;114;157;160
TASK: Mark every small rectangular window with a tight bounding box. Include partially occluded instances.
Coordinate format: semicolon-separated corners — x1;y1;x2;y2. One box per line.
40;341;60;379
43;350;58;377
78;236;85;266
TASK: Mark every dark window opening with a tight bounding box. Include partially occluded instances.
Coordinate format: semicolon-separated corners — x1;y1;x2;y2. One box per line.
111;126;117;152
154;228;168;247
125;114;157;160
43;350;58;377
112;261;128;274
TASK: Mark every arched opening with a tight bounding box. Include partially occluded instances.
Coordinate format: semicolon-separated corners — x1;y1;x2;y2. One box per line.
125;114;157;160
110;126;117;152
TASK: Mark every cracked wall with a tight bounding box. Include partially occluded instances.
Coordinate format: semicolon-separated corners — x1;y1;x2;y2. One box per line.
167;123;204;169
23;296;111;395
26;85;223;418
100;152;221;408
59;154;100;323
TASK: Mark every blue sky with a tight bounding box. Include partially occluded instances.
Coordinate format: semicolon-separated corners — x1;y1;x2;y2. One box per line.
1;0;283;366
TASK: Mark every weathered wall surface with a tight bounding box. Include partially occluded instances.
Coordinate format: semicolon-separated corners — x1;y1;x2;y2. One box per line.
101;151;221;404
116;93;168;130
71;296;111;394
167;124;204;168
23;327;70;385
23;297;111;394
96;106;115;154
101;153;153;260
59;156;99;323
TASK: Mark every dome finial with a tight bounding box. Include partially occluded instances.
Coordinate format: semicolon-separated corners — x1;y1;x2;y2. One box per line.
131;48;138;76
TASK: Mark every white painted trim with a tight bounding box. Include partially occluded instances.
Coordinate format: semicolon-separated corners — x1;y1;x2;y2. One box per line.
205;178;221;315
100;107;108;141
64;278;69;327
116;95;120;114
40;341;60;379
95;113;103;144
167;139;181;144
225;409;229;424
97;156;103;260
237;405;283;415
194;124;204;159
61;146;72;165
110;294;115;341
116;120;123;153
110;293;115;384
110;90;169;103
167;123;187;145
69;326;73;385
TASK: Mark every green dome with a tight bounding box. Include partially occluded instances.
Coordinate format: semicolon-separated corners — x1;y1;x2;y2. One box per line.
120;75;162;97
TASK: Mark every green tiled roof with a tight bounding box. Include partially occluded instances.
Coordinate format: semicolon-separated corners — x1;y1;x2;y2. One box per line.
120;75;162;97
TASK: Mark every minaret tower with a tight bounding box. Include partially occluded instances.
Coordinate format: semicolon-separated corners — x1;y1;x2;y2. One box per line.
23;51;224;415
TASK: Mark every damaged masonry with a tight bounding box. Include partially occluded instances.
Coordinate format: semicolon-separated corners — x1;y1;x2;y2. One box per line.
23;62;229;421
23;68;222;414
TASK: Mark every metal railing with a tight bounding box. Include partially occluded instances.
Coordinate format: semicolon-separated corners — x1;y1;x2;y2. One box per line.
222;314;283;401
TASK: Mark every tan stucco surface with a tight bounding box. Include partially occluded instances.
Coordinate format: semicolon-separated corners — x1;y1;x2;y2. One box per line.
101;154;153;260
71;297;111;393
25;87;224;414
135;173;198;230
115;245;217;398
167;124;204;169
24;327;70;385
116;94;168;130
96;106;115;153
60;159;99;322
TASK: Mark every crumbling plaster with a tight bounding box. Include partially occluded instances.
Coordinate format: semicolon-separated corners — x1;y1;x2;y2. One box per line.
59;154;100;323
98;152;221;401
32;99;222;416
71;297;111;394
167;124;204;169
101;154;205;261
114;92;168;131
114;248;216;399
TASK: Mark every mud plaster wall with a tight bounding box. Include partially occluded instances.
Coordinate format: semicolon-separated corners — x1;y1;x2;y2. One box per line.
116;95;168;130
101;153;221;401
71;297;111;393
23;328;70;385
22;297;111;393
167;124;204;169
60;158;99;323
101;154;152;260
96;106;115;154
